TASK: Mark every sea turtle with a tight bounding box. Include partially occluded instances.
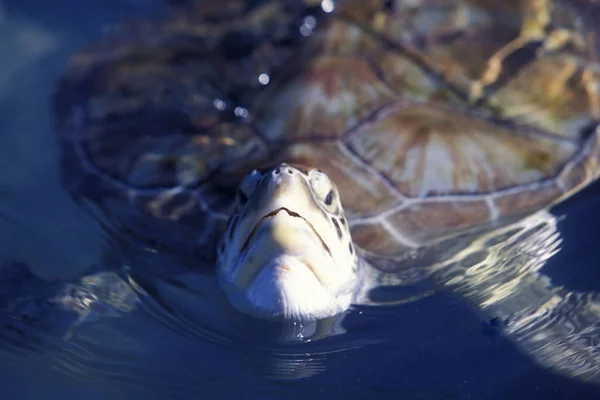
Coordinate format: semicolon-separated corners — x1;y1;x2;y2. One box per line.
38;0;600;382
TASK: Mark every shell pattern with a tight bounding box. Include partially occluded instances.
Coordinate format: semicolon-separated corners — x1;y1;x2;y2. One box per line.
55;0;600;264
20;0;600;384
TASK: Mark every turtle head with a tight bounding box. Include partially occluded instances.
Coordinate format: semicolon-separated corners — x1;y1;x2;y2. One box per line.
216;163;359;320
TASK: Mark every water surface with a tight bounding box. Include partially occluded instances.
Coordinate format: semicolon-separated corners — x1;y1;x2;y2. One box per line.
1;1;600;399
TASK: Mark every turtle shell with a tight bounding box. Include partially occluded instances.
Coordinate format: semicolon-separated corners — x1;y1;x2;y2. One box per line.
54;0;600;262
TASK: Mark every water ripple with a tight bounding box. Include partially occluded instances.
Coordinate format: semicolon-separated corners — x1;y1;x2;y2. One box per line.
433;210;600;385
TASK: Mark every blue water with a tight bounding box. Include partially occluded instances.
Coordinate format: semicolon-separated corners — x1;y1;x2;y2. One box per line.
1;1;600;399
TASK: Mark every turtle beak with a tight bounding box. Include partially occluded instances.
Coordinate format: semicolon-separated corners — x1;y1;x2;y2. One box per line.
234;207;332;289
239;207;331;257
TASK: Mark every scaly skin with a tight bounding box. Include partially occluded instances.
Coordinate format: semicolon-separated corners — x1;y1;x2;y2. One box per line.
217;164;358;320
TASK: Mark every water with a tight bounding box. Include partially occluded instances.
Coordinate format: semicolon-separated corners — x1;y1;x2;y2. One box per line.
1;1;600;399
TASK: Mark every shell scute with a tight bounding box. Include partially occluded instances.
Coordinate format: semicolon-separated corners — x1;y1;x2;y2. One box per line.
351;0;525;96
254;54;397;141
557;129;600;196
369;51;460;105
492;183;563;220
350;222;410;257
346;102;577;198
388;199;492;244
488;54;600;137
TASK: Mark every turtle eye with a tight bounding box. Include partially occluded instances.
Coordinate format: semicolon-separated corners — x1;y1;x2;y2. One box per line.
324;189;334;206
238;170;261;207
309;169;336;209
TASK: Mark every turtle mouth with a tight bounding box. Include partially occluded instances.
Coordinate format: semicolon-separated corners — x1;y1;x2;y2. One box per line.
239;207;331;257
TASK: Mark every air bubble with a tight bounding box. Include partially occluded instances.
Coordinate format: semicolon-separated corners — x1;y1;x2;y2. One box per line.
234;106;249;118
300;24;312;37
321;0;334;13
304;15;317;29
213;99;226;110
258;73;270;85
300;15;318;36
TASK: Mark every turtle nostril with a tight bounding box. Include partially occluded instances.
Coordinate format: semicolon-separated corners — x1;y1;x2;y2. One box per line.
274;167;280;175
287;168;293;174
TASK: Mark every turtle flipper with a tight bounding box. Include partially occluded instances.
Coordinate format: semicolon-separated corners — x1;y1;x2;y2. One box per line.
0;263;140;346
504;290;600;383
1;262;61;348
432;211;600;384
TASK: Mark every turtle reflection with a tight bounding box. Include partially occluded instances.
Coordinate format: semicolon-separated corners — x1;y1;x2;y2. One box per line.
40;0;600;386
429;210;600;384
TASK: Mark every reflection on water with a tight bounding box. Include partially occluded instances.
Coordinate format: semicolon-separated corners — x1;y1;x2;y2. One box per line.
2;0;600;399
50;271;140;339
2;207;600;391
431;210;600;384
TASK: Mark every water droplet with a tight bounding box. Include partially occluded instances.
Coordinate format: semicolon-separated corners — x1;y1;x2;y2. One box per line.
300;15;318;36
234;106;249;118
258;73;270;85
303;15;317;29
213;99;226;110
300;24;312;37
321;0;334;13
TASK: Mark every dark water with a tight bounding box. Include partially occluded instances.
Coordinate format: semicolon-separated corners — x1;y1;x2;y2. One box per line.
1;1;600;399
